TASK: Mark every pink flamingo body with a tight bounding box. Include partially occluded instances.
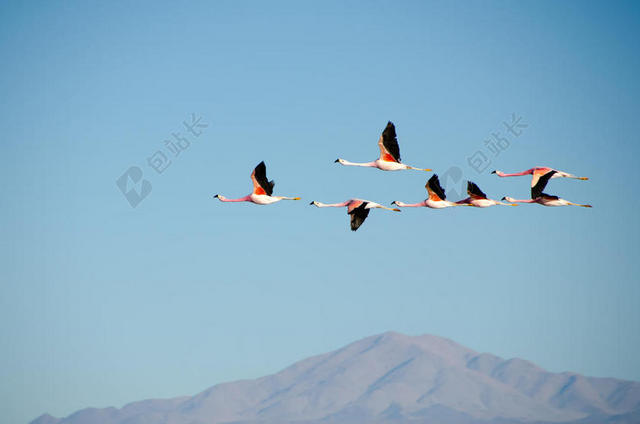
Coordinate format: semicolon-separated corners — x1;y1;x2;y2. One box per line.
310;199;400;231
502;196;591;207
457;198;516;208
492;167;588;187
215;194;296;205
392;174;469;209
393;199;462;209
214;161;300;205
502;170;592;208
455;181;518;208
335;122;431;172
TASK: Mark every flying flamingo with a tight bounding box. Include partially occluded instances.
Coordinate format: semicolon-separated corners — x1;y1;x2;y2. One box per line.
502;170;592;207
391;174;469;209
335;121;431;171
309;199;401;231
214;161;300;205
491;166;588;187
456;181;518;207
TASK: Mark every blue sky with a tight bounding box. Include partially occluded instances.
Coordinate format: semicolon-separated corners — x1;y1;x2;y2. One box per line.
1;1;639;423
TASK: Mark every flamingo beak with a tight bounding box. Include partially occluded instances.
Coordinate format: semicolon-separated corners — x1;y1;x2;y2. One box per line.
391;201;397;205
491;170;497;174
334;158;340;163
309;201;315;205
501;196;506;200
214;194;219;198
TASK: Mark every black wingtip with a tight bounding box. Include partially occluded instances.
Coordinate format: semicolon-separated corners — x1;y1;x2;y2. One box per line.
531;170;557;199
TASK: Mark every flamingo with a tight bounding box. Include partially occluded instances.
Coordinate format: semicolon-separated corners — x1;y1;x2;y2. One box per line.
491;166;588;187
214;161;300;205
335;121;431;171
456;181;518;207
502;170;592;207
391;174;469;209
309;199;401;231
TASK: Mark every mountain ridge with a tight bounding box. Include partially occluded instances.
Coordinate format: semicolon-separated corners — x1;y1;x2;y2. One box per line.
30;331;640;424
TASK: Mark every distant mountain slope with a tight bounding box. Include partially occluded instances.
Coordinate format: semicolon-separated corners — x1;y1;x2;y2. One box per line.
30;332;640;424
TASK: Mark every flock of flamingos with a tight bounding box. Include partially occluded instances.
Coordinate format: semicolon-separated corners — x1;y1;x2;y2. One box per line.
214;122;591;231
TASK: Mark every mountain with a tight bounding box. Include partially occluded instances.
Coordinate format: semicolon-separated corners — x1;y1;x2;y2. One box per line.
30;332;640;424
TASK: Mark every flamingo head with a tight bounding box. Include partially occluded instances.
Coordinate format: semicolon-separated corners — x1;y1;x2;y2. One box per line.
309;201;318;206
502;196;516;202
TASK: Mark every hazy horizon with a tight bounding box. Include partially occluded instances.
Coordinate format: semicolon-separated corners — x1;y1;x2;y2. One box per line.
31;331;640;424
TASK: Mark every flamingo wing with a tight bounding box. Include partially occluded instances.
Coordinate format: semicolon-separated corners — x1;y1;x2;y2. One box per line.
251;161;275;196
348;201;370;231
531;170;556;199
377;121;401;163
346;199;363;214
425;174;446;201
467;181;487;199
530;167;553;188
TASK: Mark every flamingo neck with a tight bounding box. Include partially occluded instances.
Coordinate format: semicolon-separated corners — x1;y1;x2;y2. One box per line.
217;195;251;202
496;169;534;177
340;160;377;168
395;201;426;207
314;201;349;207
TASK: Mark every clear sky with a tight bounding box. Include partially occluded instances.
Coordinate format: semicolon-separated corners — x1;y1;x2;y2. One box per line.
1;1;639;423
